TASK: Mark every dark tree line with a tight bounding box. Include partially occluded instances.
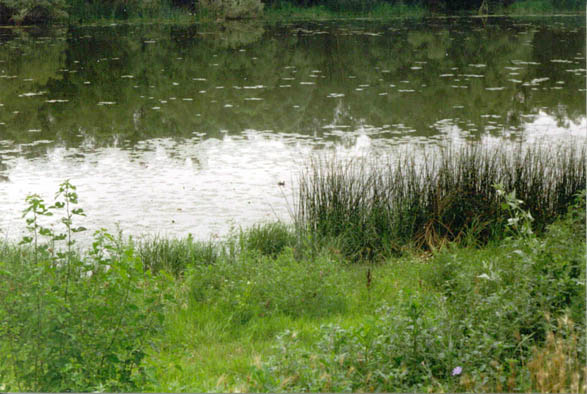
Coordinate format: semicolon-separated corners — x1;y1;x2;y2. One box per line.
0;0;584;25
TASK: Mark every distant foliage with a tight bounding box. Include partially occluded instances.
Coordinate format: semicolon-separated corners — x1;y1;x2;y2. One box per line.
0;0;68;24
199;0;264;18
0;0;583;23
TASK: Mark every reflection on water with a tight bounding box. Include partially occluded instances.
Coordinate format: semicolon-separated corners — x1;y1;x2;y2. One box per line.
0;17;585;242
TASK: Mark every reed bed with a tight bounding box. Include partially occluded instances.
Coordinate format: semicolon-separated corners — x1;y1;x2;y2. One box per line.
295;142;586;260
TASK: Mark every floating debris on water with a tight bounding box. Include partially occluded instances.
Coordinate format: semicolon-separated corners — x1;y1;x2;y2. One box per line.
530;77;550;84
19;91;46;97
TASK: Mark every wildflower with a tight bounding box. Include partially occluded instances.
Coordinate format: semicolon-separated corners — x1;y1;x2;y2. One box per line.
452;366;463;376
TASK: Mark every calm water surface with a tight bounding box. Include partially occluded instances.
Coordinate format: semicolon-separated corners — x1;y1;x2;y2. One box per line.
0;16;585;242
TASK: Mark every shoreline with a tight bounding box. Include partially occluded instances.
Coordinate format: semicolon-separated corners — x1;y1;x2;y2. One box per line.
0;6;584;28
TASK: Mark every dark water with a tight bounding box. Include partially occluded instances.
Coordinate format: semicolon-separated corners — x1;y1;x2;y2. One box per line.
0;16;585;241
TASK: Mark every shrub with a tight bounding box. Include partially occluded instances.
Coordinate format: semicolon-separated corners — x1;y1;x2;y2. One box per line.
198;0;264;18
250;197;586;392
0;0;68;24
0;182;174;391
324;0;378;12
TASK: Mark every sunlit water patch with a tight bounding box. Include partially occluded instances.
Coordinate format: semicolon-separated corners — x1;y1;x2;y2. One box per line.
0;16;585;242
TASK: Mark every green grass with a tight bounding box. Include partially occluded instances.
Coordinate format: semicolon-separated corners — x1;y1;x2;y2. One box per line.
140;248;433;391
133;195;585;392
0;175;584;391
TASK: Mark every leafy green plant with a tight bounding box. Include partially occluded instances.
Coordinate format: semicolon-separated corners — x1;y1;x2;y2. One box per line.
0;182;174;391
494;183;535;239
250;195;585;392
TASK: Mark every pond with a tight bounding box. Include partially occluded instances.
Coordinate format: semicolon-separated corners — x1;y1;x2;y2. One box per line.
0;16;585;242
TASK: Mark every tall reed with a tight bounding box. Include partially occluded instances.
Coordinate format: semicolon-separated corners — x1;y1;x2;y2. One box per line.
295;142;585;261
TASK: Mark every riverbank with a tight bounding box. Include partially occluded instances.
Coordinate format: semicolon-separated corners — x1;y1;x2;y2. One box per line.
0;165;585;391
0;0;584;26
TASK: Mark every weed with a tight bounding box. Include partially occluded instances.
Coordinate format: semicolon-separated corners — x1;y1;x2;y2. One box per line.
239;222;296;258
139;235;218;276
0;182;174;391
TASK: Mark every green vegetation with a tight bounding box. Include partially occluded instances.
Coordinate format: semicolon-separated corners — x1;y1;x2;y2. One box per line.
263;1;426;19
0;181;175;391
199;0;264;19
296;143;585;260
0;0;583;25
0;143;585;391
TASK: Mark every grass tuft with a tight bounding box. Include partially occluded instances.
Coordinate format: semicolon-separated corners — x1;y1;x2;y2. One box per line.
138;235;219;276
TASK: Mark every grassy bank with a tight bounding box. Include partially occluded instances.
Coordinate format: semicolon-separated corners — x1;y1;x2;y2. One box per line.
0;143;585;391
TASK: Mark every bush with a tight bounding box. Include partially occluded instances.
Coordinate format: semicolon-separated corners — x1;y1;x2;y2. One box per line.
0;0;68;24
198;0;264;18
323;0;377;12
0;182;174;391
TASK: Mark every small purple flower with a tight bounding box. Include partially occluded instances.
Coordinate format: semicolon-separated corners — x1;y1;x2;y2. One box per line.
452;366;463;376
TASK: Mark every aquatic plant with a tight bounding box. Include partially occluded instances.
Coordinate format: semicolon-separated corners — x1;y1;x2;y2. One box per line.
296;142;585;260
